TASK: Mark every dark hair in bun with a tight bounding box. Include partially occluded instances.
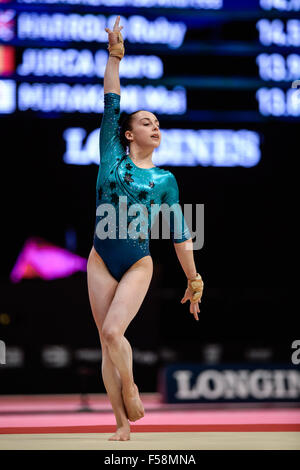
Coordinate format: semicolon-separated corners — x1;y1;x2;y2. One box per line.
118;110;140;154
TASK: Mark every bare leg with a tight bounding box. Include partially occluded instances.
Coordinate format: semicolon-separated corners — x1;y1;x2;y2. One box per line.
101;341;130;441
102;255;153;421
104;334;144;422
105;335;134;390
87;247;131;440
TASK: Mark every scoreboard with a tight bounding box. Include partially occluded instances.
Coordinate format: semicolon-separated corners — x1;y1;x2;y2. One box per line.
0;0;299;270
1;0;299;172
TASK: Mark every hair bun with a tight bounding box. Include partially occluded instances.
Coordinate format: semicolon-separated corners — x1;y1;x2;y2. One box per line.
118;110;140;154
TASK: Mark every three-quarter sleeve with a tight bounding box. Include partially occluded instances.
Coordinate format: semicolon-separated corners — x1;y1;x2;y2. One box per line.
99;92;124;166
161;172;192;244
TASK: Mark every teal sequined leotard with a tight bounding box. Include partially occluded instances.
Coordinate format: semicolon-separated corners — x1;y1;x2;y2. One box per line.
93;92;191;281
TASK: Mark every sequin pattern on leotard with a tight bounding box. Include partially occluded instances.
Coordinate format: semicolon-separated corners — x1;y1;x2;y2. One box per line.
93;92;191;281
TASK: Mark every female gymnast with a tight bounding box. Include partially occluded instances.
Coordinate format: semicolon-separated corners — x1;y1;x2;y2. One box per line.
87;15;204;441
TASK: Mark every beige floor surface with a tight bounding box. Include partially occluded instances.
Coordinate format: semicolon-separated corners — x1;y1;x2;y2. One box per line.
0;432;299;450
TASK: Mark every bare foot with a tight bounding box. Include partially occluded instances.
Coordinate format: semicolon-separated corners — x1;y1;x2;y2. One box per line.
108;424;130;441
122;383;145;422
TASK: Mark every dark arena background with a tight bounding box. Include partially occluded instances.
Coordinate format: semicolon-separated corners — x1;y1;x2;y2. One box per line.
0;0;299;451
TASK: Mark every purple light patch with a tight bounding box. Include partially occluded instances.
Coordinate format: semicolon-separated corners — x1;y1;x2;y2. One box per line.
10;237;87;283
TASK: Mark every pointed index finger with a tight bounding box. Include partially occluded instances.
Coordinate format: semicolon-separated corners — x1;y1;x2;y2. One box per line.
114;15;120;30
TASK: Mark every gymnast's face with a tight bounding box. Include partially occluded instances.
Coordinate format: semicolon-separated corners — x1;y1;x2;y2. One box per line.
125;111;161;150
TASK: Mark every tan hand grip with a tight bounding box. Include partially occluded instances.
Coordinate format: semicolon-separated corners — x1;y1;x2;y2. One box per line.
188;273;204;302
107;31;125;60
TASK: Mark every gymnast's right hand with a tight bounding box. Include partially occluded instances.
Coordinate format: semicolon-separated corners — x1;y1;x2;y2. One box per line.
105;15;124;46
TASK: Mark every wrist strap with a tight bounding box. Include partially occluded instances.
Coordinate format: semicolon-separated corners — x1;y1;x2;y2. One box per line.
187;273;203;302
107;31;125;60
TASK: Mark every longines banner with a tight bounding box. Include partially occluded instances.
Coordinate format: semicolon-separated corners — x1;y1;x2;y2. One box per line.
159;364;300;403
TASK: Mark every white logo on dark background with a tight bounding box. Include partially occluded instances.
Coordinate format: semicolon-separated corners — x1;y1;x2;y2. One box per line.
291;340;300;365
0;340;5;365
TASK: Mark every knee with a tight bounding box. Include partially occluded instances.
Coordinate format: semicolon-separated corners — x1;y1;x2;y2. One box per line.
102;326;122;346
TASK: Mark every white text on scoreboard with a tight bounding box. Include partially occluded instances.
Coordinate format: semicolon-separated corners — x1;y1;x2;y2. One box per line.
17;48;163;79
17;0;223;9
18;13;186;48
18;83;186;114
257;19;300;47
63;127;261;168
257;53;300;81
256;86;300;116
260;0;300;11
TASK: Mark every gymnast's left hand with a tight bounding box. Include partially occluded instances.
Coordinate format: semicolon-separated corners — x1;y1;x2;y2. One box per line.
180;286;201;321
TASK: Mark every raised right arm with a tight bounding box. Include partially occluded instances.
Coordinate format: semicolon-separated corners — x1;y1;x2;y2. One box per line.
100;54;122;157
104;56;121;96
98;16;124;171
